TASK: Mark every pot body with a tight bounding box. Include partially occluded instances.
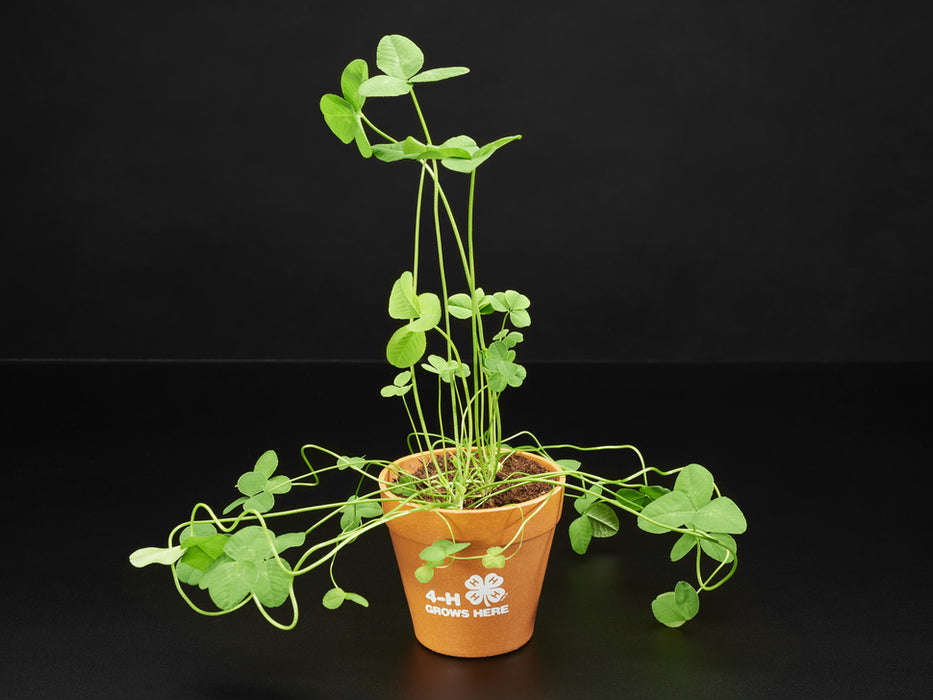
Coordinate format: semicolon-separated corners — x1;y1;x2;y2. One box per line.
379;450;565;657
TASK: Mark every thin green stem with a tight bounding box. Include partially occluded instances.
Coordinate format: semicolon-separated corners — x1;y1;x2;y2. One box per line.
410;88;432;144
407;368;434;459
413;164;426;288
428;160;458;450
360;113;396;143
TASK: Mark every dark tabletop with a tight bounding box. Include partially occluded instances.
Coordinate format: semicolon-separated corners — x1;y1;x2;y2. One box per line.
2;361;929;699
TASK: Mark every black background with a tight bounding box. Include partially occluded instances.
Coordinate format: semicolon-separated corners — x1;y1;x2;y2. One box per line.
8;0;933;362
5;2;933;698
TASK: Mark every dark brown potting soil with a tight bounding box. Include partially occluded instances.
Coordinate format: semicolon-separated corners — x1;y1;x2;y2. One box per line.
406;452;555;509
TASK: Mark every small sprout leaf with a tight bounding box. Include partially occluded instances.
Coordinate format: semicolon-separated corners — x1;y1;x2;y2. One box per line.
322;587;347;610
336;456;367;470
483;546;506;569
419;539;469;564
651;582;700;628
345;592;370;607
340;500;384;531
415;565;435;583
651;592;684;627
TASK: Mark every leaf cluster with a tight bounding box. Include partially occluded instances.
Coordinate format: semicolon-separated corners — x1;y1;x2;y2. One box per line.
224;450;291;515
415;539;470;583
186;524;305;611
320;34;521;171
564;461;746;627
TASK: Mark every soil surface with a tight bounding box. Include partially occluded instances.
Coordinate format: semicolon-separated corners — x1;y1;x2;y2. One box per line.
404;452;555;509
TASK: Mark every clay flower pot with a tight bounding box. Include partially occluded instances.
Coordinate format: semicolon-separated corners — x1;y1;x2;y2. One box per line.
379;450;565;657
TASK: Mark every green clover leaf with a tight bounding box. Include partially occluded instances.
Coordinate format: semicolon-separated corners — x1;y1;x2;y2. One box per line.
440;134;522;173
194;525;301;610
651;581;700;628
484;340;527;392
320;59;372;158
359;35;469;100
224;451;291;515
421;354;471;383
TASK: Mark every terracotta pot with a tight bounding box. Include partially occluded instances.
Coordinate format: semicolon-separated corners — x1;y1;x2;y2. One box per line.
379;449;565;658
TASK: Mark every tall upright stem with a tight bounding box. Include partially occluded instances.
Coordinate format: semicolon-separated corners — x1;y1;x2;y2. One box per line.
410;89;432;145
412;165;426;288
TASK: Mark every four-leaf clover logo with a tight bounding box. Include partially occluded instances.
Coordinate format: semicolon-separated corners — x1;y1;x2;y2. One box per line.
464;573;506;606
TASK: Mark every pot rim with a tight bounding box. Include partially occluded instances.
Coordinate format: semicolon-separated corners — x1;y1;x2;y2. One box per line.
378;447;566;516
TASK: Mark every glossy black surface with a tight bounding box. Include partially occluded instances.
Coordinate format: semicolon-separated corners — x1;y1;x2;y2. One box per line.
3;361;930;698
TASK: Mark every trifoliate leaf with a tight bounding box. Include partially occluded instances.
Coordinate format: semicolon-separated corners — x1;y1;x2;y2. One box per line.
483;546;506;569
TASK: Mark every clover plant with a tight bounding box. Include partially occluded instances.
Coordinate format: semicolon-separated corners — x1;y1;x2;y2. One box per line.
131;35;747;631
